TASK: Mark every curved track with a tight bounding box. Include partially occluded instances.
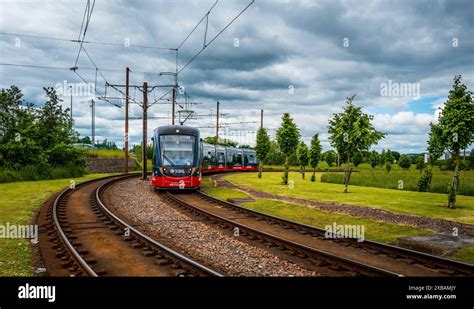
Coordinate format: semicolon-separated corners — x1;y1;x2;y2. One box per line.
161;190;473;277
37;174;222;277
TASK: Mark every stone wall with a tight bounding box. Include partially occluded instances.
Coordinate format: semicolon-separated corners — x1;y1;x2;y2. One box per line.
86;157;138;173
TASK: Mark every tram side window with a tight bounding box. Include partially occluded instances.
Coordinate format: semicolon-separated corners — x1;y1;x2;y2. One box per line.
217;152;225;164
248;154;257;164
233;153;242;166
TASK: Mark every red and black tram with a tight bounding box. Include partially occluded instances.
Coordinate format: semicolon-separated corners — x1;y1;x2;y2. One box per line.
151;125;258;190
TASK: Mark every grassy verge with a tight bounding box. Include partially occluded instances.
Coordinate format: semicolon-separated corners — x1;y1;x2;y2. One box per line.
85;149;126;158
201;181;472;263
224;172;474;225
0;173;114;276
201;183;429;243
450;247;474;264
244;199;430;243
320;163;474;196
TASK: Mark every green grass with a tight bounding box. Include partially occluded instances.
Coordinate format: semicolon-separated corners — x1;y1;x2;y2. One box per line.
450;246;474;264
85;149;127;158
320;163;474;196
243;199;430;243
224;172;474;225
201;182;473;264
200;177;250;200
0;173;114;276
0;163;86;183
201;182;431;243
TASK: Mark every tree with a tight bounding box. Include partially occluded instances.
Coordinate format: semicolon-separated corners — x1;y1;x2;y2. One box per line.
385;162;392;173
0;86;81;169
398;155;411;169
369;150;379;169
78;136;92;144
380;149;386;166
309;134;322;182
468;151;474;170
328;95;385;193
255;127;271;178
324;150;336;168
427;75;474;208
415;156;426;174
264;141;285;165
352;152;363;167
276;113;300;185
391;151;401;162
296;141;309;179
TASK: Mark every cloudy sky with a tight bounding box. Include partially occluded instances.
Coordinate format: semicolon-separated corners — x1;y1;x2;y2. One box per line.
1;0;473;153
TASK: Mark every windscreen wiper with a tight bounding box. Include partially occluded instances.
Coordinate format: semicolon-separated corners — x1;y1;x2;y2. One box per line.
162;153;176;167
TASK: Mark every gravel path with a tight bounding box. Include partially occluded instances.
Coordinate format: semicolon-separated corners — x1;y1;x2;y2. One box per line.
212;174;474;236
102;178;319;277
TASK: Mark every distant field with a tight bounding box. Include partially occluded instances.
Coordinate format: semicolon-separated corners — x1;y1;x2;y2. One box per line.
320;163;474;196
0;173;114;276
223;172;474;225
85;149;127;158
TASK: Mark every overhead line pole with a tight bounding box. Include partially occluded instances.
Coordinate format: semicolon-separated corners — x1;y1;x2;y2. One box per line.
91;99;95;145
142;82;148;181
172;87;176;125
216;101;220;144
260;109;263;129
125;67;130;173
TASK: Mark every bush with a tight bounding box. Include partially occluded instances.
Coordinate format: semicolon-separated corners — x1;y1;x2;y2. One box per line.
47;143;85;167
0;163;86;183
417;169;433;192
398;156;411;169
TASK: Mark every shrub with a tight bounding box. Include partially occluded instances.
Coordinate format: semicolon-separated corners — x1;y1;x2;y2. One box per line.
398;155;411;169
417;169;433;192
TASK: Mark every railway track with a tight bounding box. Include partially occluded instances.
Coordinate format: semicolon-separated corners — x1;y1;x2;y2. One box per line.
37;174;222;277
161;190;474;277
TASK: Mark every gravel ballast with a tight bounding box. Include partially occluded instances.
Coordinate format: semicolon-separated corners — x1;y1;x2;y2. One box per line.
103;178;319;277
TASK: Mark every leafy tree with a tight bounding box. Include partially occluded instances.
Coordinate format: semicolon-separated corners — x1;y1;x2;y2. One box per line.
391;151;401;162
328;95;385;193
352;152;363;167
427;75;474;208
34;87;77;150
78;136;92;144
384;149;394;164
255;127;271;178
0;86;82;172
417;169;433;192
369;150;379;169
287;150;299;166
276;113;300;185
324;150;336;168
309;134;322;182
468;151;474;170
296;141;309;179
380;149;386;166
415;156;426;174
398;155;411;169
264;141;285;165
385;162;392;173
